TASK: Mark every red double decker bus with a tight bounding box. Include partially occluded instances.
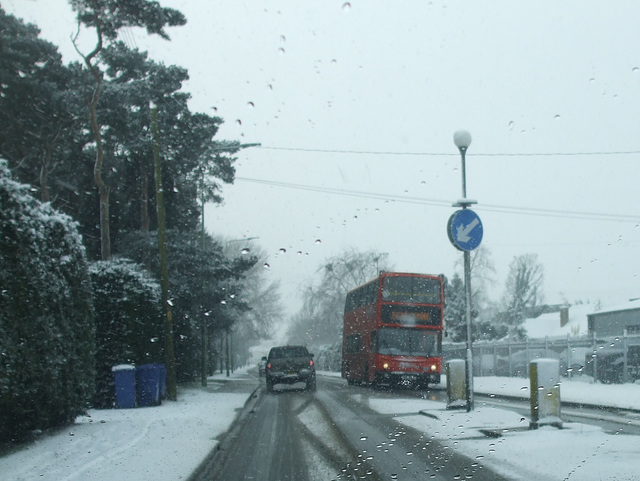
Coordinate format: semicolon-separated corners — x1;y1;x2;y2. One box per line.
341;271;444;389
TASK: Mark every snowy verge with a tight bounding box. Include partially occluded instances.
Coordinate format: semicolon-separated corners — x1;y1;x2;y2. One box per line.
367;375;640;481
0;372;254;481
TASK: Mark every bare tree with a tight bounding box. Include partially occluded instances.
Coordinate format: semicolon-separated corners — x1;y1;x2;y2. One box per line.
287;249;391;348
454;245;496;313
500;253;544;339
221;239;284;364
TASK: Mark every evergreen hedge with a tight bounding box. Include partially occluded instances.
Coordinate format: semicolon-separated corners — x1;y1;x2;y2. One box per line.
0;160;95;443
90;259;163;408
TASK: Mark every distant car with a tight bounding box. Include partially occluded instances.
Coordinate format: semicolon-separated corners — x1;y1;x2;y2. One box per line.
265;345;316;392
258;356;267;377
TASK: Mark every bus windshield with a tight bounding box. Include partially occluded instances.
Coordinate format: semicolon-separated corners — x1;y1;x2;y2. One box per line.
381;276;441;304
376;327;440;357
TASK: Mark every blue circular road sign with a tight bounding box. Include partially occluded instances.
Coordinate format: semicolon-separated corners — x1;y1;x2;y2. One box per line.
448;209;483;251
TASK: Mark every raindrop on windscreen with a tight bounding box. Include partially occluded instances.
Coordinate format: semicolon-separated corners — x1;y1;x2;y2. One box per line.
342;2;351;12
263;263;270;269
360;436;368;441
236;119;242;126
279;248;286;254
633;67;639;73
150;337;159;343
554;114;561;119
508;120;514;130
315;239;322;244
247;101;255;108
241;248;250;254
278;47;286;55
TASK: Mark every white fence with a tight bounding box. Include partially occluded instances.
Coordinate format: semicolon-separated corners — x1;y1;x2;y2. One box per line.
442;333;640;384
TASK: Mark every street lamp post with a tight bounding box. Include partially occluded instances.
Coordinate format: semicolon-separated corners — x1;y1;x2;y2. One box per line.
453;130;475;412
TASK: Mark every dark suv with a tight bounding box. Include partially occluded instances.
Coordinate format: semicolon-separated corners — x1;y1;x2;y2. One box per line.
265;345;316;392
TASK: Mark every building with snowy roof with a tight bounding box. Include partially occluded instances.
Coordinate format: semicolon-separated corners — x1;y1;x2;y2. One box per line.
587;299;640;337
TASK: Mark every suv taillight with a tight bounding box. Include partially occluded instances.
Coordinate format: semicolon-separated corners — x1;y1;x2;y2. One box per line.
309;360;314;367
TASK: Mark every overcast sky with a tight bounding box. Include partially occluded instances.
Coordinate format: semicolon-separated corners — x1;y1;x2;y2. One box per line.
8;0;640;317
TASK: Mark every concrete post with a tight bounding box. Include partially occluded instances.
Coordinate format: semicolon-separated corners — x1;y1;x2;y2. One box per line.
530;358;562;429
446;359;467;409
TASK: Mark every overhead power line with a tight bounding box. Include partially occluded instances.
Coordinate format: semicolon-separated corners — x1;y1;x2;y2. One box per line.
259;146;640;157
236;177;640;223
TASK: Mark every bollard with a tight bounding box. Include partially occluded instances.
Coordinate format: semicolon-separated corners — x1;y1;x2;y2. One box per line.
529;358;562;429
446;359;467;409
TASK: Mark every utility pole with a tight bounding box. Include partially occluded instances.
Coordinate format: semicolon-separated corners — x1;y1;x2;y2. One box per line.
152;105;177;400
200;182;208;387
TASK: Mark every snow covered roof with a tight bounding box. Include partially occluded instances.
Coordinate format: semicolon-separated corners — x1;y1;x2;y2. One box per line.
588;298;640;316
524;303;594;339
524;299;640;339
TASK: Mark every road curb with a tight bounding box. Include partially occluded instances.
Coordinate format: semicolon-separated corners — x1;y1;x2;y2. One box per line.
186;382;262;481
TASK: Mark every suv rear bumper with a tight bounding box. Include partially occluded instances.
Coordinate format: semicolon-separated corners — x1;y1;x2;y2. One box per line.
266;369;315;385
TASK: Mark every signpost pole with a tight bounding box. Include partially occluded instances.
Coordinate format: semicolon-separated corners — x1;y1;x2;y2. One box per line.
463;249;474;411
452;130;476;412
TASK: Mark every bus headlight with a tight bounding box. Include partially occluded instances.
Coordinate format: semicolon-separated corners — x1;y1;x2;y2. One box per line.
383;362;389;370
430;364;437;371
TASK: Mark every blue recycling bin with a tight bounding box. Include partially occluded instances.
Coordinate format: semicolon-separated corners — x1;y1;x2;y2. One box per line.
112;365;136;409
153;363;167;399
136;364;161;407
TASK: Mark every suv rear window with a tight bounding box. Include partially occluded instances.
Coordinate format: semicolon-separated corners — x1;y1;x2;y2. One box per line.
269;346;309;359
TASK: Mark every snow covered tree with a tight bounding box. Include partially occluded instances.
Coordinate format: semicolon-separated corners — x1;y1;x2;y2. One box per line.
89;258;163;407
0;160;94;443
95;44;238;237
1;11;240;264
69;0;186;260
444;272;505;342
118;230;256;381
0;9;85;203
